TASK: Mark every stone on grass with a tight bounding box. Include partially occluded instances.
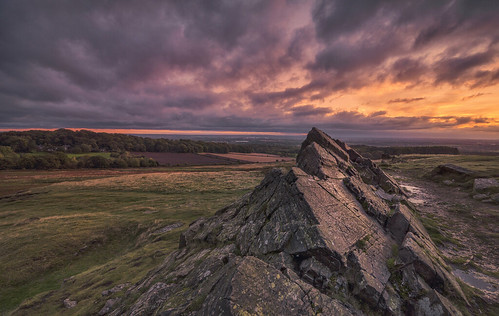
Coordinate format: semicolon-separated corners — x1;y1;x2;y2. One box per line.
473;178;499;194
63;298;77;309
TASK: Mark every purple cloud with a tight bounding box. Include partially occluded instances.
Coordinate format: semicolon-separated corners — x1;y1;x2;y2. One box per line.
0;0;498;137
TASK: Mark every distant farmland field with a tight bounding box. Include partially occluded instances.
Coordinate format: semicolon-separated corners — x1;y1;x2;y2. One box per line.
131;152;237;166
132;152;295;166
203;152;295;163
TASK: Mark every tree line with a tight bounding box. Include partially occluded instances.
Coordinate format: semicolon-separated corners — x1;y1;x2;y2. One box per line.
0;129;298;170
0;129;281;154
0;147;158;170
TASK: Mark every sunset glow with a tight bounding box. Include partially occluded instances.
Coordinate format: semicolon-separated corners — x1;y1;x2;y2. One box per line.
1;0;498;138
0;128;305;137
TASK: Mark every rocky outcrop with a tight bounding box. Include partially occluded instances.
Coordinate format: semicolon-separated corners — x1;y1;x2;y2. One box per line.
428;164;475;184
109;127;466;315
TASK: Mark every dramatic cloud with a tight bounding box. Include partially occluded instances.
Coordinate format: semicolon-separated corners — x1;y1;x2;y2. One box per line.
0;0;498;137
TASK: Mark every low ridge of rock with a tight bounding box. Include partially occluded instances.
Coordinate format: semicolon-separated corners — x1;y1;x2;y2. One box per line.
109;128;466;315
428;164;475;183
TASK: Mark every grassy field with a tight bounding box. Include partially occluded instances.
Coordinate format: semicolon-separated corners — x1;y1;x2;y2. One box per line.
379;154;499;179
0;163;292;315
1;154;497;314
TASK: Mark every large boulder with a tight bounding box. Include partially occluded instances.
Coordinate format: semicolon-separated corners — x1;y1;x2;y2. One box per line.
109;128;466;315
428;164;475;184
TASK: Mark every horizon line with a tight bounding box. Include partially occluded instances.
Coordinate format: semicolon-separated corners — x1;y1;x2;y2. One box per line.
0;128;307;137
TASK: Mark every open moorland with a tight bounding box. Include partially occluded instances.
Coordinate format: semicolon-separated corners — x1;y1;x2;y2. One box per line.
0;162;292;315
0;153;498;315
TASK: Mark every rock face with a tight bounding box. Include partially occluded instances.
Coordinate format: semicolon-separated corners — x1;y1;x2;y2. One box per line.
109;128;466;315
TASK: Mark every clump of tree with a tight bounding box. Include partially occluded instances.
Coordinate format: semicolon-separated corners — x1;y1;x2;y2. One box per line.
0;129;298;156
0;147;158;170
352;145;459;160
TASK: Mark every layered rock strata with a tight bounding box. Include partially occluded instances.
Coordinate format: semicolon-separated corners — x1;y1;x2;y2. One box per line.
110;128;466;316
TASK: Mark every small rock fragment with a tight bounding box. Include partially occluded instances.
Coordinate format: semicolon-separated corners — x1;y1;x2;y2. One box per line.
102;283;131;296
473;178;499;194
472;193;488;200
63;298;77;309
98;298;117;315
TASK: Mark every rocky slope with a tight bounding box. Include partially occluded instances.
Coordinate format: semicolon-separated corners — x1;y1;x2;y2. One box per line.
108;128;467;315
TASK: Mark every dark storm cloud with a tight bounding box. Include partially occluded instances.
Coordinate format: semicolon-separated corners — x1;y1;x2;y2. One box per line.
391;58;429;83
434;51;495;84
470;68;499;88
309;0;499;89
0;0;294;127
0;0;498;134
249;85;311;107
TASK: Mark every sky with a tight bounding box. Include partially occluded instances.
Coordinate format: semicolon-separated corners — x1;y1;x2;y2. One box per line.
1;0;498;139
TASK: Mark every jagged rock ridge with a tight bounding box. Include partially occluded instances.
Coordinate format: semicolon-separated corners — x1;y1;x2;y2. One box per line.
109;127;467;315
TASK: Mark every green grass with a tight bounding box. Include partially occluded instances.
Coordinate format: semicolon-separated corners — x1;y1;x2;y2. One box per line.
417;214;460;247
0;164;291;314
382;154;499;179
66;152;112;159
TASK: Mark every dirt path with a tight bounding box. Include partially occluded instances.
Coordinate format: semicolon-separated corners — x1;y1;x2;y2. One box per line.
390;172;499;303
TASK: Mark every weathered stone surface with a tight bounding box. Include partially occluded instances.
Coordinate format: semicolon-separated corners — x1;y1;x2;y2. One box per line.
299;127;351;163
109;128;465;315
386;204;426;243
153;222;183;234
412;290;463;316
223;256;354;316
473;178;499;194
297;142;344;179
101;283;130;296
98;298;118;315
128;282;171;315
